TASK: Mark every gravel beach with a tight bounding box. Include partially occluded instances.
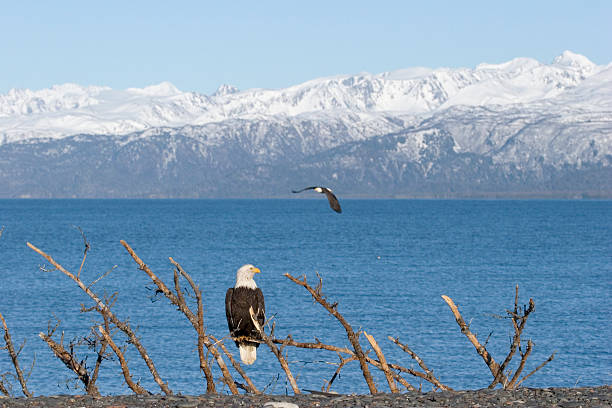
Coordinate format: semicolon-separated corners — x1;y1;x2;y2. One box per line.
1;386;610;408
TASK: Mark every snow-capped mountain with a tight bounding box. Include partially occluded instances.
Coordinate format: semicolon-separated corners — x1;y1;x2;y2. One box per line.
0;51;610;198
0;50;605;144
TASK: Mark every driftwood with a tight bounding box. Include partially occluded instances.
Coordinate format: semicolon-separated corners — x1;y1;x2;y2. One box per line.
442;286;555;390
279;273;455;393
210;334;260;394
120;240;246;395
38;332;100;396
388;337;451;391
364;332;398;393
0;312;32;397
97;325;149;395
0;379;8;397
3;230;555;396
27;242;172;395
284;272;378;394
323;354;357;392
249;307;300;394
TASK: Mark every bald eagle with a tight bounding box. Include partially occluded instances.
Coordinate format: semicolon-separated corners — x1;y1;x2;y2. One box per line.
292;186;342;213
225;264;265;365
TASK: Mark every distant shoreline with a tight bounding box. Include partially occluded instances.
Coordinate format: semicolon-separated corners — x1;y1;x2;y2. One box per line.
1;386;610;408
2;194;612;200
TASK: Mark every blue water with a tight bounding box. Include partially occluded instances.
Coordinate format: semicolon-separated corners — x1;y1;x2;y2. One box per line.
0;199;610;396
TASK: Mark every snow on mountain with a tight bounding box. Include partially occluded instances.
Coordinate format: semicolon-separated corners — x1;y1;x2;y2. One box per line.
0;51;607;144
0;51;610;198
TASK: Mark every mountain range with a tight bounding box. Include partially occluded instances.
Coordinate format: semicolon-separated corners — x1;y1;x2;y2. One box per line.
0;50;610;198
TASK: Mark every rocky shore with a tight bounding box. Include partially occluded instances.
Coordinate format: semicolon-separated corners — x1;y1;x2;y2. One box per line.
1;386;610;408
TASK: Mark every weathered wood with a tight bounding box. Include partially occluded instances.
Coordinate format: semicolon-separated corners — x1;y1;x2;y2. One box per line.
0;312;32;397
389;336;452;391
441;294;508;385
28;242;172;395
285;273;378;394
98;326;149;395
39;333;100;397
249;307;300;394
364;332;398;393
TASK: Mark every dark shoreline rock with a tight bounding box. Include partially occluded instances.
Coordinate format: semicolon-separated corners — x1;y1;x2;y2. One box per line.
1;386;610;407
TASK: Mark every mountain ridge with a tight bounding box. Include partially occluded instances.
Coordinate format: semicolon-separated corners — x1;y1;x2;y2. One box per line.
0;51;607;144
0;51;610;198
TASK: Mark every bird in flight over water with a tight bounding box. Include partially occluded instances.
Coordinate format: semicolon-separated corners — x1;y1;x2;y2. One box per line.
292;186;342;213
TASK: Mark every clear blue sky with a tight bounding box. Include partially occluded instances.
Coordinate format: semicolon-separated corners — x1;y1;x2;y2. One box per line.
1;1;610;94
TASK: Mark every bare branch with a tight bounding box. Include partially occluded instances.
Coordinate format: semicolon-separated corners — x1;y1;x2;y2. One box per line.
27;241;172;395
39;332;100;396
74;226;91;280
285;273;378;394
90;307;112;389
389;336;451;391
506;340;533;388
168;256;234;394
364;332;397;393
119;242;240;394
0;312;32;397
98;326;150;395
86;265;117;291
490;287;535;389
211;335;261;394
272;337;352;355
516;351;555;388
323;353;357;392
0;378;9;397
249;307;300;394
441;294;508;385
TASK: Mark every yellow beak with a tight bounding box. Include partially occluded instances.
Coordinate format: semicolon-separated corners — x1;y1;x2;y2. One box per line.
253;267;261;274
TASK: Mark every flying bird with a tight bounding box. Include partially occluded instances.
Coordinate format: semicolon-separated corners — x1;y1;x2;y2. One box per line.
225;264;265;365
292;186;342;213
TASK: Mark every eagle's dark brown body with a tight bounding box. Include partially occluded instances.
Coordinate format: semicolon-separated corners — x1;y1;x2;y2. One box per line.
225;286;265;346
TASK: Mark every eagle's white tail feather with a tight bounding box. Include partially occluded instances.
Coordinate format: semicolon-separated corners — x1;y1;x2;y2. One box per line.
239;345;257;365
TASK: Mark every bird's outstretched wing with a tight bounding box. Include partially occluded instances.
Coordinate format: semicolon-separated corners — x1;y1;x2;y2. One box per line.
323;189;342;213
291;186;316;194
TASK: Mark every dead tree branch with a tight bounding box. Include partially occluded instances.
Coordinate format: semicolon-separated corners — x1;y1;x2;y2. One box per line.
516;350;555;387
272;336;352;355
442;294;508;385
74;226;90;280
489;285;535;388
323;353;357;392
38;332;100;396
119;240;239;394
443;287;554;389
168;256;219;394
388;336;452;391
0;312;32;397
0;378;9;397
363;332;398;393
210;335;261;394
27;241;172;395
98;325;149;395
249;307;300;394
284;272;378;394
269;335;414;391
89;311;111;393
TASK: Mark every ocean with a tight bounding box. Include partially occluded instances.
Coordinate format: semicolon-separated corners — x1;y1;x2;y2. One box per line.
0;199;610;395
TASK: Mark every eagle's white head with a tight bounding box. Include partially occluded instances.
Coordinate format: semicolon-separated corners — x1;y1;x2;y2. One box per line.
235;264;261;289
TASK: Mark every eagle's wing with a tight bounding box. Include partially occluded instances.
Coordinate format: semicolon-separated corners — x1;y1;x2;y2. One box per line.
324;190;342;213
225;288;234;333
254;288;266;327
291;186;316;194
